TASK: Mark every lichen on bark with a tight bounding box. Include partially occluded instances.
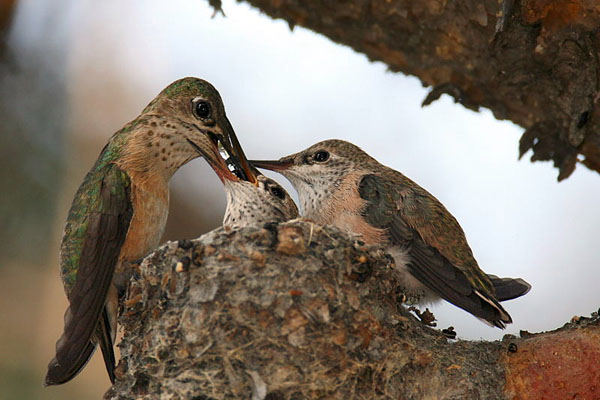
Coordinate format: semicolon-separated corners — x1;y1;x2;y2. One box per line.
234;0;600;181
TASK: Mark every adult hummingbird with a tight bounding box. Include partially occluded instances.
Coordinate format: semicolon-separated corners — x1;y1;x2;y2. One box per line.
200;146;298;226
45;77;255;385
251;139;530;328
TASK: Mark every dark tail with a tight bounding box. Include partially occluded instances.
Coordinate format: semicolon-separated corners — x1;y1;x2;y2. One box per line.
97;308;116;384
404;240;513;329
45;306;115;385
487;274;532;302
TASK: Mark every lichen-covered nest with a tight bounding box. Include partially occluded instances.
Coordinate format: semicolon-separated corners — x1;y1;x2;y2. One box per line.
104;220;599;400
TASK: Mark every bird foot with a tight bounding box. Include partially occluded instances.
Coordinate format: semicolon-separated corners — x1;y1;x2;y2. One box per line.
408;306;437;327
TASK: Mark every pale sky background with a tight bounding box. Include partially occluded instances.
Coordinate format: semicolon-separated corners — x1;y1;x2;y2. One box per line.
5;0;600;396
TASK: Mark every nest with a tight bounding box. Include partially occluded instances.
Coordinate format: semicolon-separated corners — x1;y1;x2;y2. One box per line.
105;220;584;399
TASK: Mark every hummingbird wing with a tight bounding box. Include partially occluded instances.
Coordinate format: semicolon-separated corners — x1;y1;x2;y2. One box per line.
46;161;132;385
359;173;511;328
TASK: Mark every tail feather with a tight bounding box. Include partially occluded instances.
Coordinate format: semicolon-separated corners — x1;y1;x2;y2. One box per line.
488;274;532;302
474;290;511;329
45;305;116;386
45;306;95;385
97;308;116;384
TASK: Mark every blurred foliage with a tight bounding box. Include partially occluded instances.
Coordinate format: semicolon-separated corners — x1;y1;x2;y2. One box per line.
0;365;38;400
0;9;66;267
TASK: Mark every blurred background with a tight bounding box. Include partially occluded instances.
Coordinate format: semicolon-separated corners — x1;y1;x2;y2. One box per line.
0;0;598;398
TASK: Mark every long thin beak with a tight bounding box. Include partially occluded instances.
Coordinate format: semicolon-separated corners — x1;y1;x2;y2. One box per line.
209;151;256;184
188;135;257;184
222;117;258;186
250;159;293;171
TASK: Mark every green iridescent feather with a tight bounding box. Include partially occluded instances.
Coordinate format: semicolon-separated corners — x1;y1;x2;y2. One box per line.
59;133;131;295
58;77;213;293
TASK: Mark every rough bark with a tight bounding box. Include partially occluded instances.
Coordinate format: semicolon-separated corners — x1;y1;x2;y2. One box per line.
223;0;600;181
105;221;599;399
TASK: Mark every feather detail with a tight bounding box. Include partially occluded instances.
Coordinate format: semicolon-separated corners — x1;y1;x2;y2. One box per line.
46;163;132;385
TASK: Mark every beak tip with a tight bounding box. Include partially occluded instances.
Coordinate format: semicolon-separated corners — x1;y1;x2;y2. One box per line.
250;160;292;172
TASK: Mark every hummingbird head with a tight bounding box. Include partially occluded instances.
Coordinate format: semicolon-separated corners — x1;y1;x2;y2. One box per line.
121;77;255;183
222;174;299;228
251;139;377;217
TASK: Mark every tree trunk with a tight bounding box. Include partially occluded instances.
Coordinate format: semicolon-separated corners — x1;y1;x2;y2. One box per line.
104;221;599;399
229;0;600;181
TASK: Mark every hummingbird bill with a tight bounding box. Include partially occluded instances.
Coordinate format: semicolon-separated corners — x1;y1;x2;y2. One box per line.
198;142;298;226
46;77;254;386
251;139;531;328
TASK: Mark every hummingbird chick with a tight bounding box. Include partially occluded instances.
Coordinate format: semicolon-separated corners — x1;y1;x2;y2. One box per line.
46;77;254;386
252;139;531;328
223;174;299;227
200;145;298;226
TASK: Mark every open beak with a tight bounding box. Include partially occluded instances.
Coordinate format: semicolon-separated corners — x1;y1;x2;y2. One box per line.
249;159;293;171
223;118;258;186
207;147;256;184
186;122;258;185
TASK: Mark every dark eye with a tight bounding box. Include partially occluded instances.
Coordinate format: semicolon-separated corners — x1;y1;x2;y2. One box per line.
194;100;211;119
313;150;329;163
270;186;285;199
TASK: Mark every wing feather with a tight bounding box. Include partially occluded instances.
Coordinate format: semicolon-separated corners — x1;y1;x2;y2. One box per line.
359;173;511;327
45;164;132;385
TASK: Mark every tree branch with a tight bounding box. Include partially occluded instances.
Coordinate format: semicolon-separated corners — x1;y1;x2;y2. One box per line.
231;0;600;180
105;221;599;399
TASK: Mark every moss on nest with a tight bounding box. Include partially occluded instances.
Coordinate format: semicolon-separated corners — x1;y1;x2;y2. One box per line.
104;220;599;399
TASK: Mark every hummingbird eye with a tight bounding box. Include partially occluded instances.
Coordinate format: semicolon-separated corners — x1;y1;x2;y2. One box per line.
193;100;211;119
270;186;285;199
313;151;330;163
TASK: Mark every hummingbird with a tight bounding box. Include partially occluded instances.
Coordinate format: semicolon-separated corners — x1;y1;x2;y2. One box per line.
251;139;531;328
200;146;298;226
45;77;255;386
